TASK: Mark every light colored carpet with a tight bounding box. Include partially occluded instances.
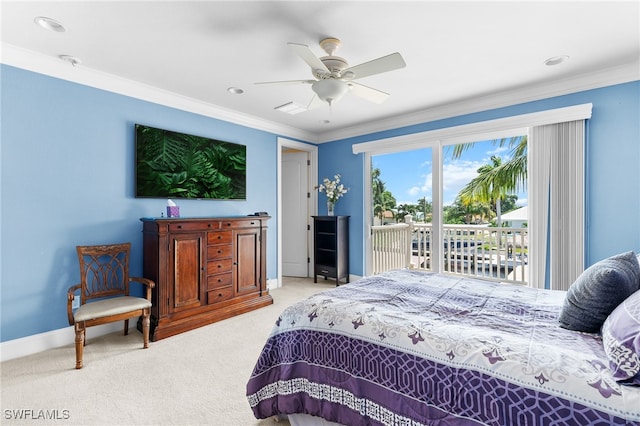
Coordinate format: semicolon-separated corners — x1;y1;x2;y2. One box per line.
1;277;337;425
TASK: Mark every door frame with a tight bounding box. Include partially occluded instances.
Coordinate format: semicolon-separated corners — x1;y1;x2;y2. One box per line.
277;137;318;287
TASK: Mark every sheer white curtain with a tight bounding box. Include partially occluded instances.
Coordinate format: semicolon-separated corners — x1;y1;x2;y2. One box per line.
528;120;585;290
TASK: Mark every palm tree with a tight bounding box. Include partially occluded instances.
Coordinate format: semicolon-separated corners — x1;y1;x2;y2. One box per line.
459;155;508;226
417;197;432;222
396;203;417;222
449;136;527;191
467;199;494;224
372;168;396;222
372;168;385;221
500;194;520;215
445;197;493;224
450;136;527;227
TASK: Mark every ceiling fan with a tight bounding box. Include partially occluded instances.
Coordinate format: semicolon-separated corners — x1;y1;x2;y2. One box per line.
256;37;406;109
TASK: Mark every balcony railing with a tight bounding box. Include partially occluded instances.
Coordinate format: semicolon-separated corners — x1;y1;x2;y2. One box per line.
372;219;529;285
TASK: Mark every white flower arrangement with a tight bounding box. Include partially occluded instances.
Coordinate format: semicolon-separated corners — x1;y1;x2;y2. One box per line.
318;174;348;203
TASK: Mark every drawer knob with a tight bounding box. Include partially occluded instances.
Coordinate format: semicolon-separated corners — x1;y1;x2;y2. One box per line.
218;293;223;297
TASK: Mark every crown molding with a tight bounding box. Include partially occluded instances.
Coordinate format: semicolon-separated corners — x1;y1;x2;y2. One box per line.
3;43;637;145
0;43;320;143
319;60;639;143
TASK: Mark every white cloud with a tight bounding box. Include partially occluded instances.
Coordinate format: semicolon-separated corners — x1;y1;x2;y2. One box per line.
443;159;483;199
408;186;421;196
486;146;510;156
395;159;484;206
421;174;432;194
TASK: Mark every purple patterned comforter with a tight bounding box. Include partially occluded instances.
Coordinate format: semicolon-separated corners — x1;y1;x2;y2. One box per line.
246;270;640;425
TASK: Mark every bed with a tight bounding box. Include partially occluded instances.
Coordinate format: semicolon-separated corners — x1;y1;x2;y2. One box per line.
246;269;640;425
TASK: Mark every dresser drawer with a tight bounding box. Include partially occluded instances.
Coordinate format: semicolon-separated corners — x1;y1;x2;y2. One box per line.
168;221;218;232
207;286;233;304
220;219;261;229
207;230;232;245
208;244;232;259
207;258;233;275
207;272;232;290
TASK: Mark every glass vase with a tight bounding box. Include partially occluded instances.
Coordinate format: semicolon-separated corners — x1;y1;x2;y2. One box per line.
327;200;335;216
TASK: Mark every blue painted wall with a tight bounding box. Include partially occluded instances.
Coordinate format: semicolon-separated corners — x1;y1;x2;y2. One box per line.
1;65;279;342
2;63;638;343
318;81;640;276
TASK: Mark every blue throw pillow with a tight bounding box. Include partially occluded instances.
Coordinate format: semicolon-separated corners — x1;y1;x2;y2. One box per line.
559;251;640;333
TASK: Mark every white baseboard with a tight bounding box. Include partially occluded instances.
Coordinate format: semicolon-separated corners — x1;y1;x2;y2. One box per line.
1;277;306;362
0;322;126;362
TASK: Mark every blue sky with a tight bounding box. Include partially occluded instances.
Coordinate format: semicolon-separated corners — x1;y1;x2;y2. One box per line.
372;139;528;207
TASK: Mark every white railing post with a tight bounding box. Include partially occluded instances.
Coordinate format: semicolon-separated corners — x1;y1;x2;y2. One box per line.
404;215;413;269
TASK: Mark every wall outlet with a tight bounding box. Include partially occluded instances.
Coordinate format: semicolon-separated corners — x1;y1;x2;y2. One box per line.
72;297;80;310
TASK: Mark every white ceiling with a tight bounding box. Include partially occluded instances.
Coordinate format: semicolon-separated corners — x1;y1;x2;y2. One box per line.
2;1;639;142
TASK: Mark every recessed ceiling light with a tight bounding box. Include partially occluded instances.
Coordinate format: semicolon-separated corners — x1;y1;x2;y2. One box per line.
275;102;307;115
59;55;81;67
34;16;66;32
544;55;569;66
227;87;244;95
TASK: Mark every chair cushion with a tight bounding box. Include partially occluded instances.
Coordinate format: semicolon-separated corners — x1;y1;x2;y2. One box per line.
74;296;151;322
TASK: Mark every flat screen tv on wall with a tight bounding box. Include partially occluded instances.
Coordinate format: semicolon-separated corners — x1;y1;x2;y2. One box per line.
135;124;246;200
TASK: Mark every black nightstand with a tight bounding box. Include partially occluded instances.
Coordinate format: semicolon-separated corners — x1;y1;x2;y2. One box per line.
312;216;349;285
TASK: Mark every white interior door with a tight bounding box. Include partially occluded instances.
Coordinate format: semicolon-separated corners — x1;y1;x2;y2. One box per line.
282;150;310;277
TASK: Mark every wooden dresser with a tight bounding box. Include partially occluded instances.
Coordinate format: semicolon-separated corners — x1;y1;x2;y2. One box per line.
140;216;272;341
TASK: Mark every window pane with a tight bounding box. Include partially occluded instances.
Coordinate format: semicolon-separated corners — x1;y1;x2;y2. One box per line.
442;137;528;281
371;148;432;224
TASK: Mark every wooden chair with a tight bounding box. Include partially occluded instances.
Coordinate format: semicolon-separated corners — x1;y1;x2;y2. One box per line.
67;243;155;369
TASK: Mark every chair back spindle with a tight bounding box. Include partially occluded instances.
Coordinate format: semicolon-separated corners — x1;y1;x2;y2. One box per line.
77;243;130;303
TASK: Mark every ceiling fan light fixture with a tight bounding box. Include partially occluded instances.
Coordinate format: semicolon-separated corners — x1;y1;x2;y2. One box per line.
312;79;349;104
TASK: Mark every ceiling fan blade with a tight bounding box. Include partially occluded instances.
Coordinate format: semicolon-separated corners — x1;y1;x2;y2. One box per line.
348;82;390;104
343;52;406;80
288;42;330;73
254;79;315;86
